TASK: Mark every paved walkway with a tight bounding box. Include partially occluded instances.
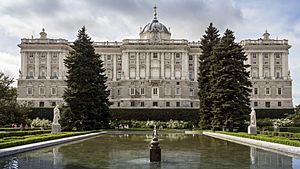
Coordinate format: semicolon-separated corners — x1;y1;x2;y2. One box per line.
0;131;107;158
203;132;300;157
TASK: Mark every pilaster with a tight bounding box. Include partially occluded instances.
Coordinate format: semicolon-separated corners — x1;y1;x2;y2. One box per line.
136;52;140;79
171;52;175;80
46;52;51;79
34;52;39;79
259;52;263;79
146;52;150;80
113;54;117;81
194;55;197;81
160;52;164;79
270;52;275;79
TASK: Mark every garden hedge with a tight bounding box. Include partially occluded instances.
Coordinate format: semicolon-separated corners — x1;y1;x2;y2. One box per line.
28;107;295;121
0;130;51;138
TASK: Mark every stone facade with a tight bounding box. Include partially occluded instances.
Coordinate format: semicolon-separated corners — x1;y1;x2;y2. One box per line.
17;8;293;110
241;31;293;109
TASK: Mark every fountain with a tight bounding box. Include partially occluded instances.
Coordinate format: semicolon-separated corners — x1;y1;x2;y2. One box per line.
150;125;161;162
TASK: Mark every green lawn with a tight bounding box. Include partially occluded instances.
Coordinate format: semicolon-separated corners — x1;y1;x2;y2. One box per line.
216;131;300;147
0;131;98;149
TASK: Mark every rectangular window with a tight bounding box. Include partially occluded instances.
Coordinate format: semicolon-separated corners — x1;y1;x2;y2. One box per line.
254;102;258;107
106;55;111;61
190;102;193;107
117;89;121;96
176;88;181;95
51;87;57;95
251;53;257;59
166;102;170;107
27;87;33;95
39;87;45;95
175;53;180;59
277;88;282;95
141;102;145;107
131;101;134;107
153;53;158;59
130;88;135;95
264;53;269;59
130;55;135;59
189;55;193;60
39;102;44;107
278;101;282;107
140;88;145;95
190;89;194;96
51;102;56;106
176;102;180;107
254;88;258;95
153;88;158;95
264;61;269;64
265;102;270;108
252;62;257;64
117;102;120;107
275;53;281;59
153;102;158;107
265;88;270;95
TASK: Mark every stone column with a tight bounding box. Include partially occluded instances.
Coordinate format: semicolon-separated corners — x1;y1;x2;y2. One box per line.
21;52;27;79
113;54;117;81
122;52;129;80
46;52;51;79
259;52;263;79
181;52;188;80
58;52;63;80
34;52;39;79
282;52;288;79
194;55;197;81
270;52;275;79
136;52;140;79
171;52;175;80
160;52;164;79
146;52;150;80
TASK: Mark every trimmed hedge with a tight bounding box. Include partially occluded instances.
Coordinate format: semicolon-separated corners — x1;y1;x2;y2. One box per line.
218;131;300;147
0;131;95;149
28;107;294;121
28;108;53;120
255;109;294;119
0;130;51;138
0;128;41;131
110;108;199;122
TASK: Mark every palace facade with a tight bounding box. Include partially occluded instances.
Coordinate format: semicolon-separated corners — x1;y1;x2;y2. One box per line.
17;7;293;110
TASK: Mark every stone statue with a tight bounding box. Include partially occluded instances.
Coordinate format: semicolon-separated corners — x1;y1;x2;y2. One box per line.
248;107;257;135
53;105;60;125
250;107;256;126
153;125;157;137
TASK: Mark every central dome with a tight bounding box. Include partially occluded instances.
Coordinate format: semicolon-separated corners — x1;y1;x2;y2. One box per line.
139;6;171;41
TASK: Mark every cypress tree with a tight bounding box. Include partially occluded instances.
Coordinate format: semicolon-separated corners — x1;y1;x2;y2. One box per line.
209;29;252;131
63;26;111;131
198;23;220;129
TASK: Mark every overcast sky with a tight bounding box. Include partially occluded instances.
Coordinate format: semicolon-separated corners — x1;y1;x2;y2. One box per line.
0;0;300;106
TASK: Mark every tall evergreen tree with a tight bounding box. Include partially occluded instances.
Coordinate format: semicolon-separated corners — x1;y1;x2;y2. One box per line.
209;29;252;131
63;27;111;131
198;23;220;129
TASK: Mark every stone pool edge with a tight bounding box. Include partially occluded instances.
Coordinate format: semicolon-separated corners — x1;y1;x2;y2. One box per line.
0;131;107;158
203;131;300;157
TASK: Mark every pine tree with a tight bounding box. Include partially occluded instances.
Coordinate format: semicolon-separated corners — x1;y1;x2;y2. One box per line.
209;29;252;131
63;26;111;131
198;23;220;129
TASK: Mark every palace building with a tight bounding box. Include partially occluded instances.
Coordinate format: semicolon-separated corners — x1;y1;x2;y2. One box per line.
16;7;293;110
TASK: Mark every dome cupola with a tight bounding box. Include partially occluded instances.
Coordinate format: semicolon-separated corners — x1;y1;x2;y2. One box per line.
139;6;171;41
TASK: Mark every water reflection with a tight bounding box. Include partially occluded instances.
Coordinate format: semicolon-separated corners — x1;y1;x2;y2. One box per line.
0;134;299;169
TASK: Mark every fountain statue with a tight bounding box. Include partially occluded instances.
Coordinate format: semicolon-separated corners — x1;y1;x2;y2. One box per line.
248;107;257;135
150;125;161;162
51;105;61;133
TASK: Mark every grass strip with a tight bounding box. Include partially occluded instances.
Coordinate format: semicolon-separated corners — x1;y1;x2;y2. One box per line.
216;131;300;147
0;130;51;138
0;131;99;149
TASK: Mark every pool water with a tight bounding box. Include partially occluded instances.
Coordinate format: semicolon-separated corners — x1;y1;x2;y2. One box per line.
0;133;300;169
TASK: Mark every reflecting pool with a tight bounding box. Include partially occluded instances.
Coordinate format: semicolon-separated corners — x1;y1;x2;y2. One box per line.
0;133;300;169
